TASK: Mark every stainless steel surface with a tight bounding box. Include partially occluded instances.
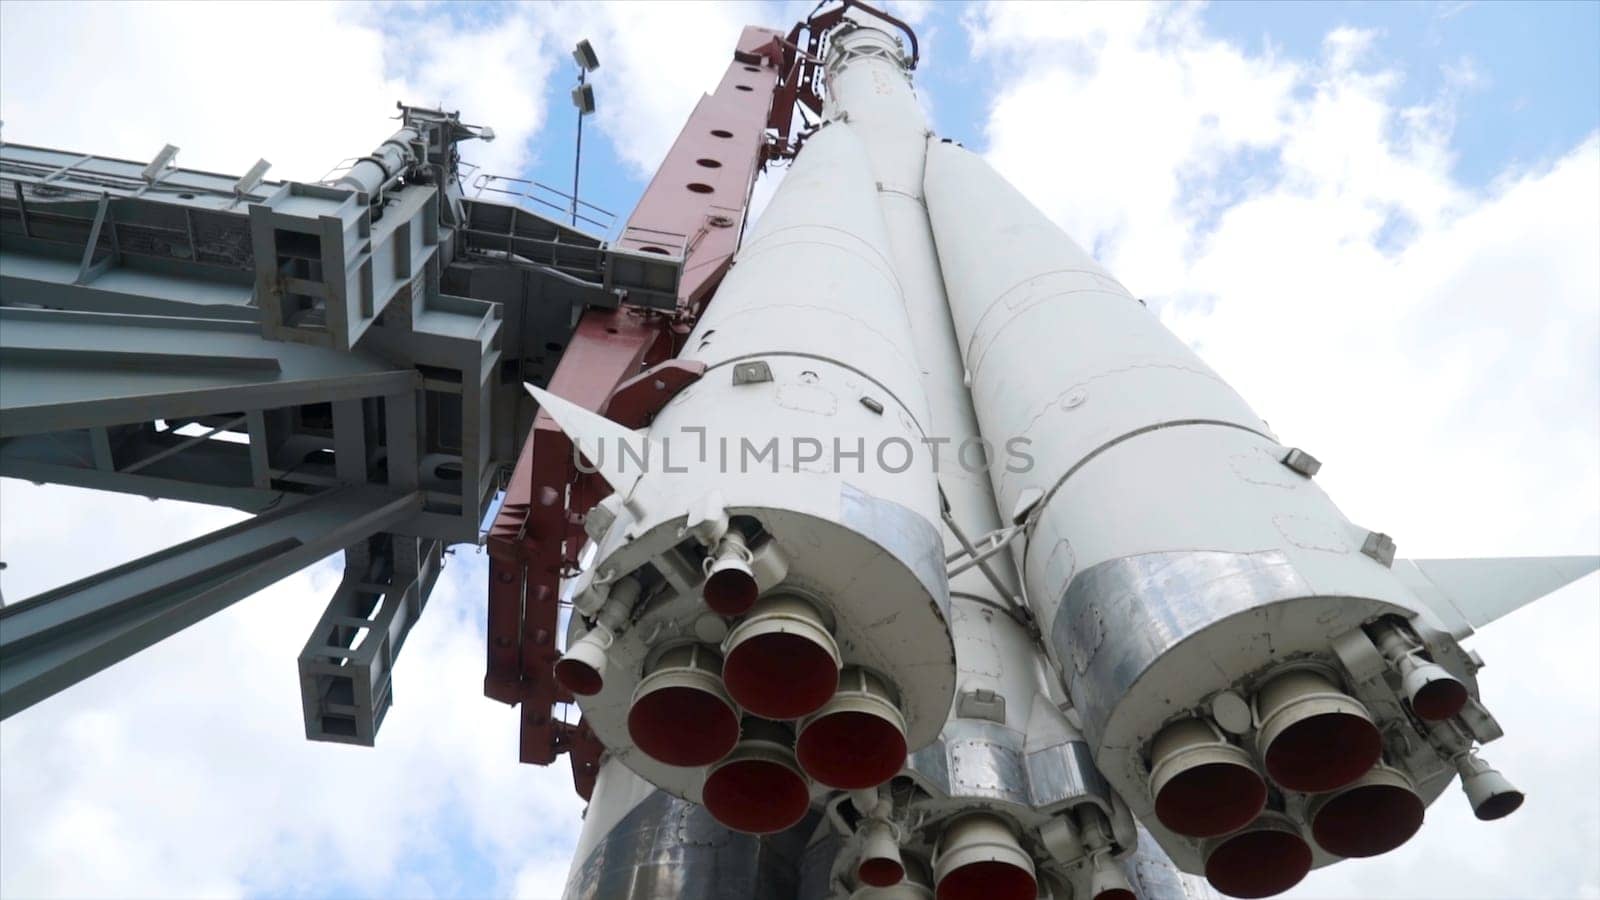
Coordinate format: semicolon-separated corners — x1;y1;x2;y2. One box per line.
564;787;816;900
1053;549;1311;747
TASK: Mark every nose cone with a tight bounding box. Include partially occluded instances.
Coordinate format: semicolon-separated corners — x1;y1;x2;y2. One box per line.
798;668;908;789
1256;670;1382;793
701;720;812;835
1203;816;1313;899
933;814;1037;900
627;644;740;767
1309;764;1424;858
1150;718;1268;838
722;595;841;720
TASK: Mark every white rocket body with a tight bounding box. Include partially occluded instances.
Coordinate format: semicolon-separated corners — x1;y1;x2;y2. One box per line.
546;54;956;824
551;10;1599;900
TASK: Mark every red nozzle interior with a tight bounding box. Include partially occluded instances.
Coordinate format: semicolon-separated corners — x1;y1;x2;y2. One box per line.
702;756;810;835
1263;712;1381;792
797;709;906;789
1312;783;1425;858
936;860;1036;900
704;568;759;617
553;657;603;696
1154;761;1268;838
723;632;838;720
1411;678;1469;721
1204;828;1313;899
627;684;740;767
858;857;905;888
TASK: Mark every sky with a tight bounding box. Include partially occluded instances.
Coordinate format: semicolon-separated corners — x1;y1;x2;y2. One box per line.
0;1;1597;898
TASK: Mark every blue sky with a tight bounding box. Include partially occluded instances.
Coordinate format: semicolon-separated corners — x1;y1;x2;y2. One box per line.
507;1;1598;236
1;2;1597;899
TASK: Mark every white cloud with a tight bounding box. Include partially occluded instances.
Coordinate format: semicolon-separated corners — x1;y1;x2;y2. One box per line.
967;1;1599;896
0;1;557;184
2;1;1594;898
530;1;783;179
0;485;585;900
0;0;805;894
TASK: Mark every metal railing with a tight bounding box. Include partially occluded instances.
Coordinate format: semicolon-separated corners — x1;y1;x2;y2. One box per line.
469;171;616;235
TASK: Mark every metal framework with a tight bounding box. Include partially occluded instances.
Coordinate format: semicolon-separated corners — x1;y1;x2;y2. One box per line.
0;82;699;768
0;2;900;800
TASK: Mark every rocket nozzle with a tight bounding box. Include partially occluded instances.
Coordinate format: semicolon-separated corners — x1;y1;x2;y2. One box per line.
1400;658;1469;721
722;594;841;720
932;813;1037;900
1254;669;1382;792
553;626;611;696
797;667;908;789
1308;762;1424;858
626;643;740;767
857;818;905;887
1201;814;1312;899
1373;620;1470;722
1457;754;1524;821
1149;717;1267;838
1089;850;1136;900
553;577;639;696
703;532;760;616
701;719;811;835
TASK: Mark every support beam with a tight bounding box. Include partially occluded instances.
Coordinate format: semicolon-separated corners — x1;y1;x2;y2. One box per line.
0;486;421;718
0;307;417;438
297;532;442;745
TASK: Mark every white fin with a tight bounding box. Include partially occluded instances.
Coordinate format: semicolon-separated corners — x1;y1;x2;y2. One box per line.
1394;555;1600;638
524;383;650;498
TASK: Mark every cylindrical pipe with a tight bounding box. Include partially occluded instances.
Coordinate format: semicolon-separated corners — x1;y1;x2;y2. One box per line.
1253;669;1382;793
1307;762;1424;858
932;813;1037;900
627;643;740;767
1201;813;1313;899
331;126;420;197
797;667;907;789
1148;717;1267;838
723;594;841;720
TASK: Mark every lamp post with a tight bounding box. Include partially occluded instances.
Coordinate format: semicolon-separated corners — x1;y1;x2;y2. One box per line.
570;39;599;227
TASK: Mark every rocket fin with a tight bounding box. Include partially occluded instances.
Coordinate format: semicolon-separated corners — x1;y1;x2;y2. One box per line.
524;383;649;498
1394;555;1600;638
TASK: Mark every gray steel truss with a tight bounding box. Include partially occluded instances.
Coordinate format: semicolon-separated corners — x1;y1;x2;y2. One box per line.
0;104;681;741
0;486;419;717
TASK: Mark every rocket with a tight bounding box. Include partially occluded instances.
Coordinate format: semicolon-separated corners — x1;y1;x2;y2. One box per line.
531;8;1599;900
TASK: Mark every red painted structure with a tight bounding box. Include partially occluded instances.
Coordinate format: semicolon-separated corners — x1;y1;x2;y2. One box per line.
482;1;924;799
483;25;785;799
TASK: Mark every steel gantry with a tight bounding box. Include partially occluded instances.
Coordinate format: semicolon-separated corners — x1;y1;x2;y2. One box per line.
0;91;693;754
0;13;829;797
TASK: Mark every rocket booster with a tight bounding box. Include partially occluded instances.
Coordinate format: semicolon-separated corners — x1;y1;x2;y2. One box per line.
540;76;956;836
